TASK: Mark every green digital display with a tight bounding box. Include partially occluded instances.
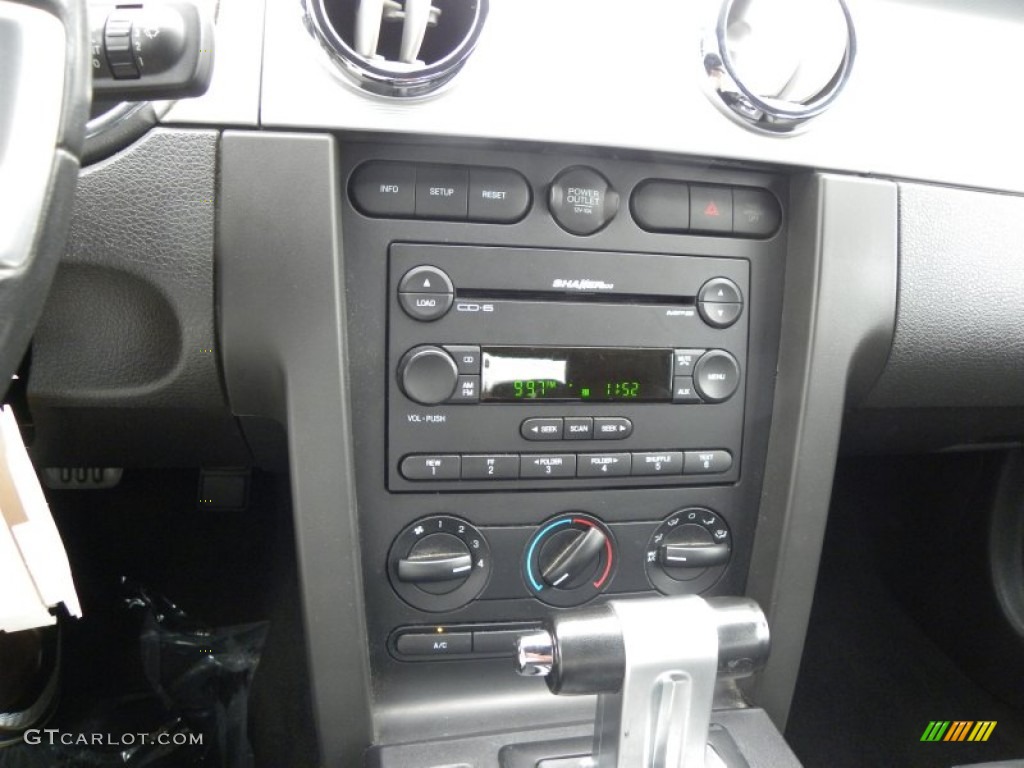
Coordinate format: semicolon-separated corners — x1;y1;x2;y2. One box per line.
481;347;673;403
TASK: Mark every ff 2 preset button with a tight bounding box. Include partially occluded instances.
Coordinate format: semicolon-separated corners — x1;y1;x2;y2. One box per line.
461;455;520;480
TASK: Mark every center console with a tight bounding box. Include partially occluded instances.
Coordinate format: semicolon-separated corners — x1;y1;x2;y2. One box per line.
333;139;789;744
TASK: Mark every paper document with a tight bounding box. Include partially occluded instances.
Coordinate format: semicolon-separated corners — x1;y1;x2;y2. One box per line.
0;405;81;633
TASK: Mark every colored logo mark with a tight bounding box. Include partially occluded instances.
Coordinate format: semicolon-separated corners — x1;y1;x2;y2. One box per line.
920;721;997;742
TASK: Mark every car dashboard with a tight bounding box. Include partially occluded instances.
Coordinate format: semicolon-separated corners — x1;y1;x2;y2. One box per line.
15;0;1024;766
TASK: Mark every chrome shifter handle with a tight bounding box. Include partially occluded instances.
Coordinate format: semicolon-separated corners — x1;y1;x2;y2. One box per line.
515;631;554;677
515;595;770;768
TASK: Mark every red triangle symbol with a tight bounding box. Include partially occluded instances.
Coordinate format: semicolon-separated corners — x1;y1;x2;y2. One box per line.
704;201;720;217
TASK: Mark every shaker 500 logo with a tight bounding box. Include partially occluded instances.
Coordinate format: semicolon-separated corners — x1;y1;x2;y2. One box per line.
552;279;615;291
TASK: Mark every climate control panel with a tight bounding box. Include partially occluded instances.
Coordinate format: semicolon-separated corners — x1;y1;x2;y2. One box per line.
386;508;734;622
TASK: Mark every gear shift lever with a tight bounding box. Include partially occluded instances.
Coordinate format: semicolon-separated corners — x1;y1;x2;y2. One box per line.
515;596;769;768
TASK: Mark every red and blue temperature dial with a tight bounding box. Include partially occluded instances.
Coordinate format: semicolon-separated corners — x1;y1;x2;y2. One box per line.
523;514;615;607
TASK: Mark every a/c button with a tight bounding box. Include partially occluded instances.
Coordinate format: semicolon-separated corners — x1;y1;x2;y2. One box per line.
396;632;472;656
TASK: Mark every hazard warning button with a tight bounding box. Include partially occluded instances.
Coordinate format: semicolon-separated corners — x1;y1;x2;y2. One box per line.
690;185;733;234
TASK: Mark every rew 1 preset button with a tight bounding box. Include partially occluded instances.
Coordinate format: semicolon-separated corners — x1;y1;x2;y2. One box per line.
400;455;461;480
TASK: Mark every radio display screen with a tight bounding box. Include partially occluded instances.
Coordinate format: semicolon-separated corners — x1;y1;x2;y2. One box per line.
480;346;673;403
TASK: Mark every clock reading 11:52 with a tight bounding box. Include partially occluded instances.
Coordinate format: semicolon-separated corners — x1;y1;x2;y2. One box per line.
481;346;673;403
606;381;640;398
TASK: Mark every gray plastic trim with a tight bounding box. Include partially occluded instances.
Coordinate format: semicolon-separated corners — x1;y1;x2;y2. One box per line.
218;131;373;766
745;174;897;729
865;182;1024;409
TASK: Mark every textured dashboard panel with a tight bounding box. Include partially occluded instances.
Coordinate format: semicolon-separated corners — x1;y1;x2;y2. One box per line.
865;183;1024;409
28;127;249;465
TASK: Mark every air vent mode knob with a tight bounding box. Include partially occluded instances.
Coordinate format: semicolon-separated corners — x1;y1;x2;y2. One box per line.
702;0;856;134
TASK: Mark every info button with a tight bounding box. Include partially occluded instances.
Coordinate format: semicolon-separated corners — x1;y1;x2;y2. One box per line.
521;418;564;441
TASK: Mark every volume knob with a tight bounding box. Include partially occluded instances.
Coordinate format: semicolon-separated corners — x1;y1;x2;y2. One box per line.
398;346;458;405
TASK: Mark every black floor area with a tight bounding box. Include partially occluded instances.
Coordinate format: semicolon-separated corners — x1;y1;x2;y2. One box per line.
787;454;1024;768
1;470;318;768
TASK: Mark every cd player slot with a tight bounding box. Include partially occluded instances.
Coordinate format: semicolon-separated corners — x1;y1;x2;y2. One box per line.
456;288;695;307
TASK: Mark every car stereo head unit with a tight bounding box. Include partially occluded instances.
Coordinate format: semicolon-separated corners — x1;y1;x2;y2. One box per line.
387;243;749;491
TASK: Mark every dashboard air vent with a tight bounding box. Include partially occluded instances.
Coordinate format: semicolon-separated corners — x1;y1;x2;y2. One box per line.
304;0;488;98
701;0;856;134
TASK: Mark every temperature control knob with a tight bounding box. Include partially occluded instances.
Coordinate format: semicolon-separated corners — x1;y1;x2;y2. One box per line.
525;514;615;607
398;346;458;405
539;525;608;589
646;508;732;596
388;516;491;612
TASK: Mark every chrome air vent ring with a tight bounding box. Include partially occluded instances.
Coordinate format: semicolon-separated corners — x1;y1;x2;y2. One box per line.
304;0;488;99
702;0;856;135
